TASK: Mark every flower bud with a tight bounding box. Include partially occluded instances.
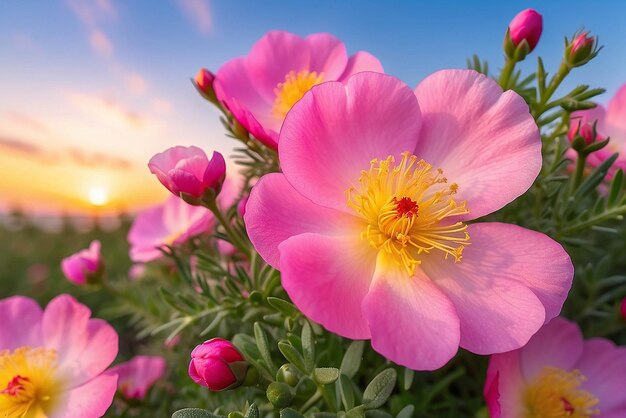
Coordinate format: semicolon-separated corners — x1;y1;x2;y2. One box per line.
266;382;295;408
276;364;300;387
61;240;104;285
568;120;603;146
188;338;247;391
505;9;542;59
621;298;626;322
566;32;598;67
148;146;226;206
194;68;217;103
109;356;166;400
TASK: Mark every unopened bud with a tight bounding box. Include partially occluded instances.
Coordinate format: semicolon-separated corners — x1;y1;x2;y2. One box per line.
194;68;217;103
505;9;542;60
266;382;295;408
188;338;248;391
566;32;598;67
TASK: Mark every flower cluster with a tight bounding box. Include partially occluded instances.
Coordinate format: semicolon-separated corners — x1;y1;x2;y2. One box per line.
7;7;626;418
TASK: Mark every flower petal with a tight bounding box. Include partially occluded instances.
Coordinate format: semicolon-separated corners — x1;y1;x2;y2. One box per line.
278;233;377;339
362;255;460;370
244;173;359;268
280;72;422;212
42;295;118;387
485;350;526;418
578;338;626;412
338;52;384;81
519;317;583;382
305;33;348;80
422;222;572;354
414;69;541;220
214;58;279;147
49;373;117;418
0;296;42;349
607;83;626;137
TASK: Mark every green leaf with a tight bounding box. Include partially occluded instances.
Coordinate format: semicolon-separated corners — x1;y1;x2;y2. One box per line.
278;341;306;373
254;322;277;372
302;322;315;372
313;367;340;385
401;369;414;391
280;409;305;418
267;297;299;317
365;411;393;418
396;405;414;418
346;406;366;418
245;404;259;418
172;409;221;418
608;169;624;207
338;374;355;411
340;341;365;379
362;369;397;409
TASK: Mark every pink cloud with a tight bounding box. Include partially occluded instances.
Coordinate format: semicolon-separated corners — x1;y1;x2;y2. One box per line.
66;0;117;27
177;0;212;34
90;30;114;58
125;72;148;95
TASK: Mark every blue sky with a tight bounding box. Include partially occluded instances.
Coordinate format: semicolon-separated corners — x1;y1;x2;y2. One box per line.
0;0;625;213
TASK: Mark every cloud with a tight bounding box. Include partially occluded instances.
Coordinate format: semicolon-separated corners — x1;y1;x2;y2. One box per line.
90;30;114;58
66;0;117;27
151;98;173;115
66;92;146;129
177;0;212;34
67;149;132;170
0;135;133;170
4;112;50;133
125;72;148;95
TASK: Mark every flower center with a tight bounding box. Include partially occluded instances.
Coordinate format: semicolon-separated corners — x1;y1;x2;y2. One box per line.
346;152;470;276
272;70;324;119
0;347;60;417
523;366;599;418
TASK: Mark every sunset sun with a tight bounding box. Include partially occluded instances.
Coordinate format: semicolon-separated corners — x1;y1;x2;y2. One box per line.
87;186;109;207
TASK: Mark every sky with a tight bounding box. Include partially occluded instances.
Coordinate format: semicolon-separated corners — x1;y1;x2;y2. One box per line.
1;0;625;215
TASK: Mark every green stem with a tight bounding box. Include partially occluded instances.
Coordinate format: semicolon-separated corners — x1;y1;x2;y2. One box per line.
498;58;516;90
301;389;323;413
204;200;250;257
534;61;571;118
572;153;587;191
560;205;626;235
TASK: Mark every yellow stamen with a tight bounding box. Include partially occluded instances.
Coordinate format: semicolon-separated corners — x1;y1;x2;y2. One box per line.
0;347;61;417
272;70;324;119
523;366;599;418
346;152;470;276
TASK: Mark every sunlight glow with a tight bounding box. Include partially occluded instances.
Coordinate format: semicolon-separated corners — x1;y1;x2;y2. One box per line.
87;186;109;206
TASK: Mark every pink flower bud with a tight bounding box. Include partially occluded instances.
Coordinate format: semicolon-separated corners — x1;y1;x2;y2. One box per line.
195;68;215;94
61;240;103;285
568;120;604;145
194;68;217;103
568;32;596;66
109;356;166;400
621;298;626;321
508;9;543;52
148;146;226;203
188;338;247;391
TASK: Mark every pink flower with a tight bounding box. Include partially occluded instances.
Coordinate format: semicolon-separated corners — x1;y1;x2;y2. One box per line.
127;196;213;263
244;71;573;370
508;9;543;51
61;240;104;285
485;317;626;417
237;194;248;217
188;338;246;391
568;83;626;176
0;294;118;417
148;146;226;202
108;356;166;400
214;30;383;149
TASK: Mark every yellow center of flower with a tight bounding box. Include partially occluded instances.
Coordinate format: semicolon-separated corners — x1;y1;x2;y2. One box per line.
0;347;61;417
346;152;470;275
272;70;324;119
523;366;600;418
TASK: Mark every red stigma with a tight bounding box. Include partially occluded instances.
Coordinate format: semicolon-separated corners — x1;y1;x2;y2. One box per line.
1;375;29;396
561;397;575;414
393;197;419;219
